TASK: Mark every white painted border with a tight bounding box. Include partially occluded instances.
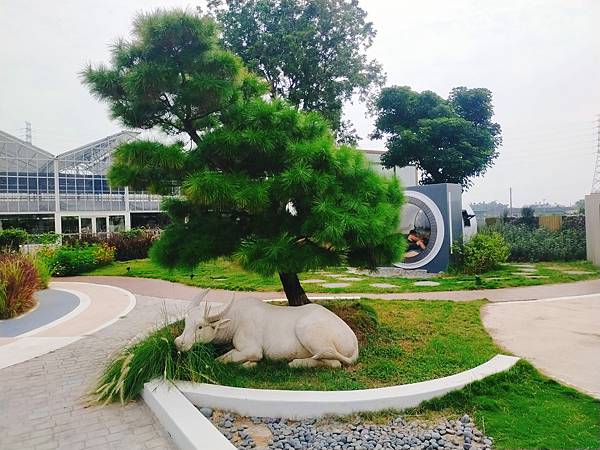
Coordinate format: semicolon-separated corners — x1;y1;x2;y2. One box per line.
394;190;446;270
176;354;519;419
143;380;235;450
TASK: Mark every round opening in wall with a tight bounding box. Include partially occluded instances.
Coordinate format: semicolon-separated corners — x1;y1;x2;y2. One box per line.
394;191;445;270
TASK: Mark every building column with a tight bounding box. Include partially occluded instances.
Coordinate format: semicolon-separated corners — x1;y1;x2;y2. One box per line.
53;158;61;234
124;186;131;231
585;193;600;266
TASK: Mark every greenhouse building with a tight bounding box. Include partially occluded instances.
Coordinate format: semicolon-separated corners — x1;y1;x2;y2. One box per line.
0;129;164;236
1;129;418;237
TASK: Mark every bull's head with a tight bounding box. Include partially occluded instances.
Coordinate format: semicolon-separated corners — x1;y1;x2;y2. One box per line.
174;289;234;351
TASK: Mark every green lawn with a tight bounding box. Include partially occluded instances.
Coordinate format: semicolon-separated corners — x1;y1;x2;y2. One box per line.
96;298;600;449
212;300;497;390
408;361;600;449
84;257;599;293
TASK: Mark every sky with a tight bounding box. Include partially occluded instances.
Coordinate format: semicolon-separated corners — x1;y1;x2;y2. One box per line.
1;0;599;207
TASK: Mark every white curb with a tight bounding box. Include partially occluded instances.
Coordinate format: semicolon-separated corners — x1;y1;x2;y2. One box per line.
143;380;235;450
176;354;519;420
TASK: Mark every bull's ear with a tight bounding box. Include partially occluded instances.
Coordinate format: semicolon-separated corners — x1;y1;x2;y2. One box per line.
190;288;210;308
213;318;231;333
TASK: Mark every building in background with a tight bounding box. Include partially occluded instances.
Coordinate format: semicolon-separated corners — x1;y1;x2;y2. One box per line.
362;149;418;188
0;130;163;235
1;133;417;236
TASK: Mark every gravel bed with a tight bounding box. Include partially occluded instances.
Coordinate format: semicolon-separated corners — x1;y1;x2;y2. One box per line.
201;408;494;450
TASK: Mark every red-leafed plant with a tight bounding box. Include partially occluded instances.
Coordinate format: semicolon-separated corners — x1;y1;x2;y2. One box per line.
0;254;41;319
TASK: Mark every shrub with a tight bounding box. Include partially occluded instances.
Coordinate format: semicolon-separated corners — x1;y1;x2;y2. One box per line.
108;229;158;261
42;243;115;276
561;215;585;233
487;223;586;262
0;228;28;252
455;232;510;274
64;228;157;261
27;232;61;245
0;254;41;319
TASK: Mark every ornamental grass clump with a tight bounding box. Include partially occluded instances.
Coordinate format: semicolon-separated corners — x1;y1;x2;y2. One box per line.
93;320;219;404
0;253;42;319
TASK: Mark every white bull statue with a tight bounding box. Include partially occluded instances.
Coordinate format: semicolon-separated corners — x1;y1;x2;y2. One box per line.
174;289;359;368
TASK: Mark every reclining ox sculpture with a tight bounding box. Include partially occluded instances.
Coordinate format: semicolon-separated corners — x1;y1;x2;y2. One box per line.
174;289;359;368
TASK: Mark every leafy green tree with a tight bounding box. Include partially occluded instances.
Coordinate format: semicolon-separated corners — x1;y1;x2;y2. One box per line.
83;10;404;306
371;86;502;189
207;0;385;143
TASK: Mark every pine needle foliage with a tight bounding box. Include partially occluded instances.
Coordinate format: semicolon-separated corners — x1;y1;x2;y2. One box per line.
83;9;404;304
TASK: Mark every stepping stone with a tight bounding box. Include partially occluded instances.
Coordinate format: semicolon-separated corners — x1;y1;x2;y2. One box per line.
370;283;397;289
413;281;441;287
336;277;364;282
561;270;595;275
513;264;535;268
301;279;326;283
515;267;537;273
320;282;351;288
524;275;549;279
324;273;344;277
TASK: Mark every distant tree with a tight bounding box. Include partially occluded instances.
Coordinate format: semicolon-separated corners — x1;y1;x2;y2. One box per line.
471;201;509;214
207;0;385;144
573;199;585;215
518;206;537;228
371;86;502;189
83;9;404;306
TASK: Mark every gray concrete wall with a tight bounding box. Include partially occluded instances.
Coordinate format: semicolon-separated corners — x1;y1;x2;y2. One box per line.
585;193;600;266
361;149;418;187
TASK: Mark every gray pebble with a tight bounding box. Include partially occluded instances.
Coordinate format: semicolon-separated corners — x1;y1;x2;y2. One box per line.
199;407;213;418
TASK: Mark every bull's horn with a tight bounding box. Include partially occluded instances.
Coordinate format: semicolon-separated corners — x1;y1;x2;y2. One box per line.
190;288;210;308
206;293;235;322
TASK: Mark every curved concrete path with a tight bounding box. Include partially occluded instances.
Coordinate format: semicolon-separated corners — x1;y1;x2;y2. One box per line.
483;294;600;399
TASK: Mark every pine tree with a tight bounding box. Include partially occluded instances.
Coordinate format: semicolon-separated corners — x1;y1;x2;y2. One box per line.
83;10;403;305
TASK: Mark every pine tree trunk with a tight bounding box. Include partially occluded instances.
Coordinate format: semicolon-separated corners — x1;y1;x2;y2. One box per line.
278;272;311;306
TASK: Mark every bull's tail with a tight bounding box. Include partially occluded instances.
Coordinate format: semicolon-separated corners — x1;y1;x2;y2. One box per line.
311;345;358;366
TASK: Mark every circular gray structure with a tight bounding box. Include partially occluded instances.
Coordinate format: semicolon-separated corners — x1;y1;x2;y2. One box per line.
394;190;446;270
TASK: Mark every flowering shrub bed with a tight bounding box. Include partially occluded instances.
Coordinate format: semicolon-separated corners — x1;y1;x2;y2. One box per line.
64;228;158;261
39;243;116;276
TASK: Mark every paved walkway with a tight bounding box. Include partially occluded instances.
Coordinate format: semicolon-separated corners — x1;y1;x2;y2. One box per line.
0;291;184;450
483;294;600;399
